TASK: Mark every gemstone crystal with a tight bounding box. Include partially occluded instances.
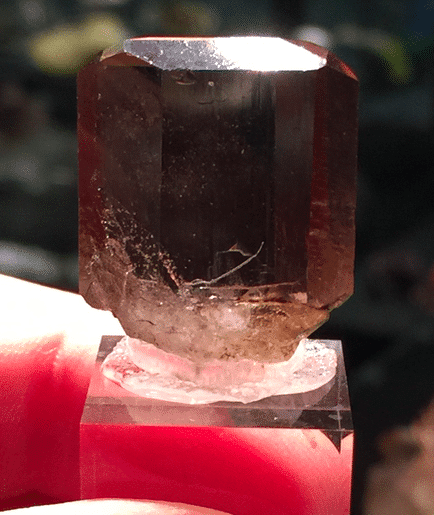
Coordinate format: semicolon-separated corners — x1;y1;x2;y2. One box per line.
78;37;358;366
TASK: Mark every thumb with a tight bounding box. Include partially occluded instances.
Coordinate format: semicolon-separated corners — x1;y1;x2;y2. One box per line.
0;274;123;506
5;499;232;515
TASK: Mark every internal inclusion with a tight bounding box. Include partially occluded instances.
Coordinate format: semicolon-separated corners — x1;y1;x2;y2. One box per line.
101;336;337;404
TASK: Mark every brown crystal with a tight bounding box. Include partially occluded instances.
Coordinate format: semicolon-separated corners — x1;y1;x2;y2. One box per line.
78;37;358;363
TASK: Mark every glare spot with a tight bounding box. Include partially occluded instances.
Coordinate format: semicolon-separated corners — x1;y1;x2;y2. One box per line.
212;37;326;71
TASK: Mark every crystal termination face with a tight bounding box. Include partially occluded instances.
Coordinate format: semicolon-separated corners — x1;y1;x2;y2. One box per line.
121;37;327;72
78;37;358;365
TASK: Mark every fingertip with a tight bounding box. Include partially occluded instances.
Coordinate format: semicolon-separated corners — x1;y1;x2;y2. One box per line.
6;499;232;515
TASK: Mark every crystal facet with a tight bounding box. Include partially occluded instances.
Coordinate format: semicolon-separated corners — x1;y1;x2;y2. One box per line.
78;37;358;368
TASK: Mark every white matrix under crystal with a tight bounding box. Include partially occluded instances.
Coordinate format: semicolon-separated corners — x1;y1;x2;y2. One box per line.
102;337;337;404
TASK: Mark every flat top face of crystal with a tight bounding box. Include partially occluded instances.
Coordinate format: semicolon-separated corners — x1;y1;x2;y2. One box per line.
120;37;327;72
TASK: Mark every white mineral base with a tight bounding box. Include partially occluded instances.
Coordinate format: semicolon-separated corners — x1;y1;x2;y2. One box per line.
101;337;337;404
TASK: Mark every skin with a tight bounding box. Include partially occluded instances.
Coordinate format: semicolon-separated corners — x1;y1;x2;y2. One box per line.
0;274;352;514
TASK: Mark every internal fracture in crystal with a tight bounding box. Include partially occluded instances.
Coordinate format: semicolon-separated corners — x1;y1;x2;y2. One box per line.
78;37;358;364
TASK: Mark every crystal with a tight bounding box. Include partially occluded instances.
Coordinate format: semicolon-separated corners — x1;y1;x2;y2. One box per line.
78;37;358;372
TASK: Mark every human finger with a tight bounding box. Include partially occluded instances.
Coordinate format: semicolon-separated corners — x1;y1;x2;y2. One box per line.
5;498;231;515
0;274;123;508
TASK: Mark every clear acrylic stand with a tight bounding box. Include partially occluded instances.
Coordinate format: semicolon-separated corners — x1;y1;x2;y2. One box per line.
80;336;353;515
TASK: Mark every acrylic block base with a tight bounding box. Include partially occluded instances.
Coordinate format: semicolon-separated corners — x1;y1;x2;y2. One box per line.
80;337;353;515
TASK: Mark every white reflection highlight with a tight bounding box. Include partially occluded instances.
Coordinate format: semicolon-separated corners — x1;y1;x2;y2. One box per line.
211;37;326;71
124;37;327;72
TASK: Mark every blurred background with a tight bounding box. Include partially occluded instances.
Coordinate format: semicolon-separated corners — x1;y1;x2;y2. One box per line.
0;0;432;513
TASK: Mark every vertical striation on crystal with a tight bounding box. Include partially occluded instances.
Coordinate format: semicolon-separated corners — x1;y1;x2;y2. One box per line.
78;37;358;364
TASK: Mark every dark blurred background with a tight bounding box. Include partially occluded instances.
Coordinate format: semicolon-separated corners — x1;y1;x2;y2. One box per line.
0;1;433;513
